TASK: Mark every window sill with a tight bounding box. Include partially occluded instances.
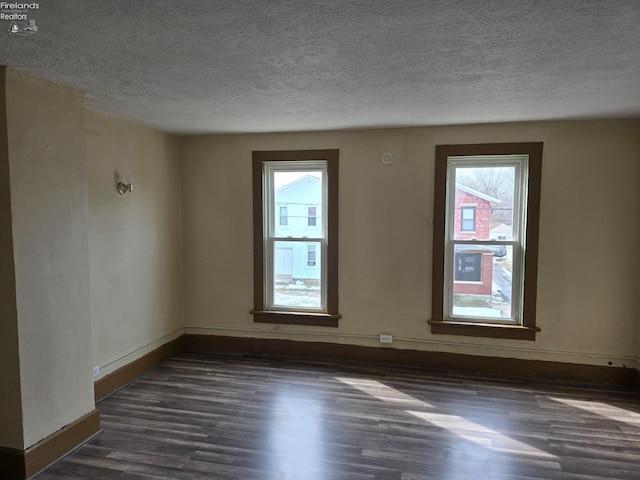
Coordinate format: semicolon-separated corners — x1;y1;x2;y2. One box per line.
428;319;540;340
251;310;341;327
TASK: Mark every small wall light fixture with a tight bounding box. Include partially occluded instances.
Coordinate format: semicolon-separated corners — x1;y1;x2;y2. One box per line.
117;176;134;195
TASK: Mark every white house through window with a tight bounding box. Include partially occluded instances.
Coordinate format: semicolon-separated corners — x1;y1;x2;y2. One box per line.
266;164;325;310
252;149;341;327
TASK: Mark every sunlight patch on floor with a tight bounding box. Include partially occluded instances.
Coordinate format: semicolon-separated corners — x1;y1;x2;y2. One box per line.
409;410;557;459
548;397;640;427
337;376;556;460
336;377;434;408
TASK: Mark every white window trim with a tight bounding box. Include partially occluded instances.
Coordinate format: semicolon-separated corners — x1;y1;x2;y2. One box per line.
444;155;529;325
264;161;328;312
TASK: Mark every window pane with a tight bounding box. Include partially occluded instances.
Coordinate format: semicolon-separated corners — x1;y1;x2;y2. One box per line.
462;208;474;219
454;252;482;281
279;206;288;226
272;241;322;310
452;244;514;320
307;206;317;226
306;243;317;266
460;207;475;232
273;171;323;238
454;166;515;240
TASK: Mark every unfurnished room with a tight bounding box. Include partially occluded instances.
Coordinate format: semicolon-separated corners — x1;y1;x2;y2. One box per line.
0;1;639;479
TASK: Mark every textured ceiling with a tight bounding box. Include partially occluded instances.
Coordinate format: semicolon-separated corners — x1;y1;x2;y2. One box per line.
2;0;639;134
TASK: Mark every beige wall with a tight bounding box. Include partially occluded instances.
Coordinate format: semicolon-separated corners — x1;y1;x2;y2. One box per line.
182;120;640;368
86;111;184;378
0;68;24;450
5;69;94;449
0;69;185;451
637;287;640;368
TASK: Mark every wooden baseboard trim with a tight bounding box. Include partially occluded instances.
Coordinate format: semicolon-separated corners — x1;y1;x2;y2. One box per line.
25;410;101;478
94;335;185;402
184;334;638;389
0;409;101;479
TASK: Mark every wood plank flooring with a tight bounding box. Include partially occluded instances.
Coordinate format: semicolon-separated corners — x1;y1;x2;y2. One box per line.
36;353;640;480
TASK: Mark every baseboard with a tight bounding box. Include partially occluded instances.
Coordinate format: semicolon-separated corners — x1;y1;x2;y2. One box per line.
94;335;185;402
0;409;100;479
184;334;638;388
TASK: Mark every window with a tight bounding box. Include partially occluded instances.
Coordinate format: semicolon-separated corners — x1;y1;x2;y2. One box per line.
307;244;317;267
460;207;475;231
454;253;481;282
279;206;288;226
307;206;317;226
430;143;542;340
252;149;340;327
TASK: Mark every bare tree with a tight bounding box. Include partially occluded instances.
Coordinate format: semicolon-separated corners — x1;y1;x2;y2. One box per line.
457;167;514;225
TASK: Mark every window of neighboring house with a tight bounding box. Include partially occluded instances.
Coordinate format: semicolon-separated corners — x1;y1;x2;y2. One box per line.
279;206;288;226
308;206;317;226
454;253;481;282
430;142;543;340
251;149;340;327
307;244;317;267
460;207;475;231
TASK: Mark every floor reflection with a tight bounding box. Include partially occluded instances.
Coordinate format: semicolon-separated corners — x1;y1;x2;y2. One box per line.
266;388;325;480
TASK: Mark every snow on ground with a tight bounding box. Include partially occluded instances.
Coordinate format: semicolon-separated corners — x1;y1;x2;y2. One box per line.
274;287;321;308
452;306;503;318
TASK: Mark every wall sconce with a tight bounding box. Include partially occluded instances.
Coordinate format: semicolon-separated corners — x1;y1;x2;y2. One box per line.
117;176;134;195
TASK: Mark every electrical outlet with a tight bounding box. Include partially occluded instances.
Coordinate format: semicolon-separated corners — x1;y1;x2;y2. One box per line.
380;334;393;344
92;366;100;377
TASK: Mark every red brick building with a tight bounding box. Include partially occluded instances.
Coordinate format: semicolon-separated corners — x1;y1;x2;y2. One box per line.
453;184;500;296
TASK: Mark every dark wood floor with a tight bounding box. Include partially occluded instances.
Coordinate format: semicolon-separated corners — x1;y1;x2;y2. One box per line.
36;353;640;480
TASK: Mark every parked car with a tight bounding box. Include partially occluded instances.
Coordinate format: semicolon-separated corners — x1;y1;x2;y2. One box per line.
492;245;507;257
